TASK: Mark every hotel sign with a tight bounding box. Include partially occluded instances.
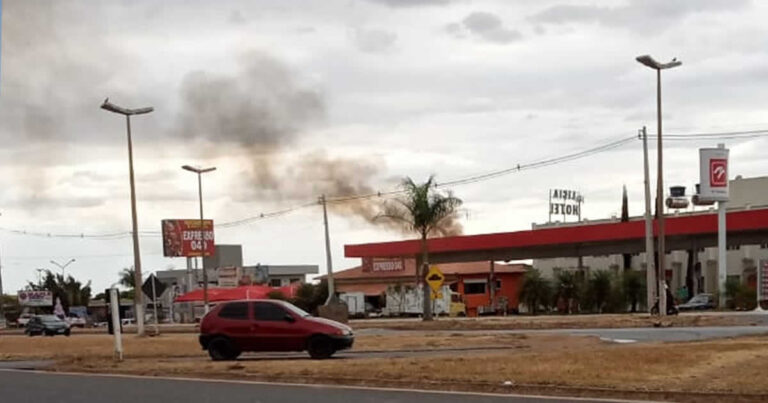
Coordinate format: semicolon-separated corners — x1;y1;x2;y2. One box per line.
549;189;583;221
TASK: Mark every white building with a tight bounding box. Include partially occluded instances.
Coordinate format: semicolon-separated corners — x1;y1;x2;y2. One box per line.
533;175;768;297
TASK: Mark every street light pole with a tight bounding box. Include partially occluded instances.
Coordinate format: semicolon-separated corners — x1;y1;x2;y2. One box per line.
50;258;76;278
636;55;681;316
182;165;216;314
101;98;154;337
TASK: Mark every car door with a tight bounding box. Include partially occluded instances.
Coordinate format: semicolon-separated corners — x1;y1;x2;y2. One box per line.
251;301;305;351
214;302;255;351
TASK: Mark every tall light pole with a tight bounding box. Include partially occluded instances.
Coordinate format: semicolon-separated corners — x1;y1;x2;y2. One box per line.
182;165;216;313
636;55;682;316
50;259;76;277
101;98;154;337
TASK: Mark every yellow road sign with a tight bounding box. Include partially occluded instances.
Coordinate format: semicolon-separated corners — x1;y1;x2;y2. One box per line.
430;290;443;300
426;266;445;293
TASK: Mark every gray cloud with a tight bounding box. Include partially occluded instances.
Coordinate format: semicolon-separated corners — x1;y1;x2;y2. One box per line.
365;0;454;7
351;28;398;53
447;12;523;44
530;0;751;34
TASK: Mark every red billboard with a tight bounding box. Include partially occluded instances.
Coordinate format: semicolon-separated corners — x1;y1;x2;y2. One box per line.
162;219;215;257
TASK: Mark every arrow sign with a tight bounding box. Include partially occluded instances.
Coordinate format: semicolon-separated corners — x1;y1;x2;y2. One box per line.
142;274;167;301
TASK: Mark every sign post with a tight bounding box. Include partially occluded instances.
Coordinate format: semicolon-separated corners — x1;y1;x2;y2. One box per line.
109;287;123;361
698;145;729;308
757;260;768;312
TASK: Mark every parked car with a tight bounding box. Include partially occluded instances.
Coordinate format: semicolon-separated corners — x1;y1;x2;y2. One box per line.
678;293;716;311
16;313;33;328
199;299;354;361
25;315;71;336
65;313;87;328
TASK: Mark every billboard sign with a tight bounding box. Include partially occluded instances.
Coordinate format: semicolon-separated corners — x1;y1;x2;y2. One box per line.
698;148;729;202
161;219;215;257
362;257;406;273
218;265;269;287
18;290;53;306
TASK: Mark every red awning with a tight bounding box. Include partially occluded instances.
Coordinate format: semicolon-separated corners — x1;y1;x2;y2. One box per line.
174;284;299;303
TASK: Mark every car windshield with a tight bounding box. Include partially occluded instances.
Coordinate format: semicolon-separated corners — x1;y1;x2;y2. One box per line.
278;301;311;317
687;295;710;304
39;315;64;323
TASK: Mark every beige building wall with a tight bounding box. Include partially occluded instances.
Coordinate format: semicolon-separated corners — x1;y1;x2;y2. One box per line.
534;176;768;298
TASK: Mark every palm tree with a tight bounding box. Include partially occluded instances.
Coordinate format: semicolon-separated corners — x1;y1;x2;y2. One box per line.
554;271;579;314
520;268;552;315
589;270;612;313
378;176;462;321
118;267;136;299
622;270;644;313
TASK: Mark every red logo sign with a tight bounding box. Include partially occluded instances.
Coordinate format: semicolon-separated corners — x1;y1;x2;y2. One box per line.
710;159;727;187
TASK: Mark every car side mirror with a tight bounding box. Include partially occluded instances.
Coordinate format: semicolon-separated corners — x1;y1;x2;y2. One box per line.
284;314;296;323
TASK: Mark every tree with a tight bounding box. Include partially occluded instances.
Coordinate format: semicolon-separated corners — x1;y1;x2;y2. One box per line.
291;280;329;315
119;267;135;289
378;175;462;321
589;270;612;313
554;271;580;314
520;268;552;315
27;270;92;313
622;271;645;313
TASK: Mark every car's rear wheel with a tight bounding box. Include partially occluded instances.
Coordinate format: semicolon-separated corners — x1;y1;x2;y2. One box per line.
307;335;335;360
208;337;240;361
64;329;71;337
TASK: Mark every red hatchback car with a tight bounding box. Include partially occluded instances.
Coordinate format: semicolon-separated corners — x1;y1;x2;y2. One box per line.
199;299;354;360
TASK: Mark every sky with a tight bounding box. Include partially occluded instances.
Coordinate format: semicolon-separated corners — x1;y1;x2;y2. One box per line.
1;0;768;294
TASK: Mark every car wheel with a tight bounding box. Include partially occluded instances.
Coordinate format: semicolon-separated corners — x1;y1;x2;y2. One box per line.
208;337;240;361
307;335;335;360
64;329;71;337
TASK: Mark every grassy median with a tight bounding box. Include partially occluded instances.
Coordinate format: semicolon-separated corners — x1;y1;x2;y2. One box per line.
2;331;768;402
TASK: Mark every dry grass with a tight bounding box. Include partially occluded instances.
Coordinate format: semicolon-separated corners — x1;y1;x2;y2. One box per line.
352;313;758;331
4;332;768;401
0;332;532;361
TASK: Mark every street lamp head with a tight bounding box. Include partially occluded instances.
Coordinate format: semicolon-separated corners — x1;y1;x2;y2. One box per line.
182;165;217;174
636;55;682;70
101;98;154;116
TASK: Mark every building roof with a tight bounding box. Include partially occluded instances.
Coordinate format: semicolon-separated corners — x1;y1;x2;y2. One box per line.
345;208;768;263
326;260;527;281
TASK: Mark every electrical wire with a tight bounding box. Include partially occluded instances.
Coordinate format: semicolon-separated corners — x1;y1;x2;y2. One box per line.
3;126;766;238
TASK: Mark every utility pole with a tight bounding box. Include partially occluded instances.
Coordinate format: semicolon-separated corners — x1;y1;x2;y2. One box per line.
636;55;681;316
641;127;657;312
101;99;154;337
181;165;216;314
0;246;5;326
717;143;728;309
321;195;335;304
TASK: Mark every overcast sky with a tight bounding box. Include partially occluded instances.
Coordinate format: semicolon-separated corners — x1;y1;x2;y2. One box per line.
2;0;768;294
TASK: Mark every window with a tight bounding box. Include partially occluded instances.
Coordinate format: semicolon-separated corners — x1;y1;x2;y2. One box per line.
218;302;249;320
269;278;282;287
253;302;288;321
727;245;741;251
289;278;301;284
761;242;768;249
464;280;487;295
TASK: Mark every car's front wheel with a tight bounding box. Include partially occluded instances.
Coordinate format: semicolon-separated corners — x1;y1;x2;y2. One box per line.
307;335;335;360
207;337;240;361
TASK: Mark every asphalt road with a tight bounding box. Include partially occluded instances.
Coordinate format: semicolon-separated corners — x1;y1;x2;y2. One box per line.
0;370;653;403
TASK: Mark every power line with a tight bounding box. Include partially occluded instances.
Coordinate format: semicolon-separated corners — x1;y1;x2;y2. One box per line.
3;126;765;237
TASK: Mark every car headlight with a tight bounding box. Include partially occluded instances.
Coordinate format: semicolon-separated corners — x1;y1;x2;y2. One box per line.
341;328;353;336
